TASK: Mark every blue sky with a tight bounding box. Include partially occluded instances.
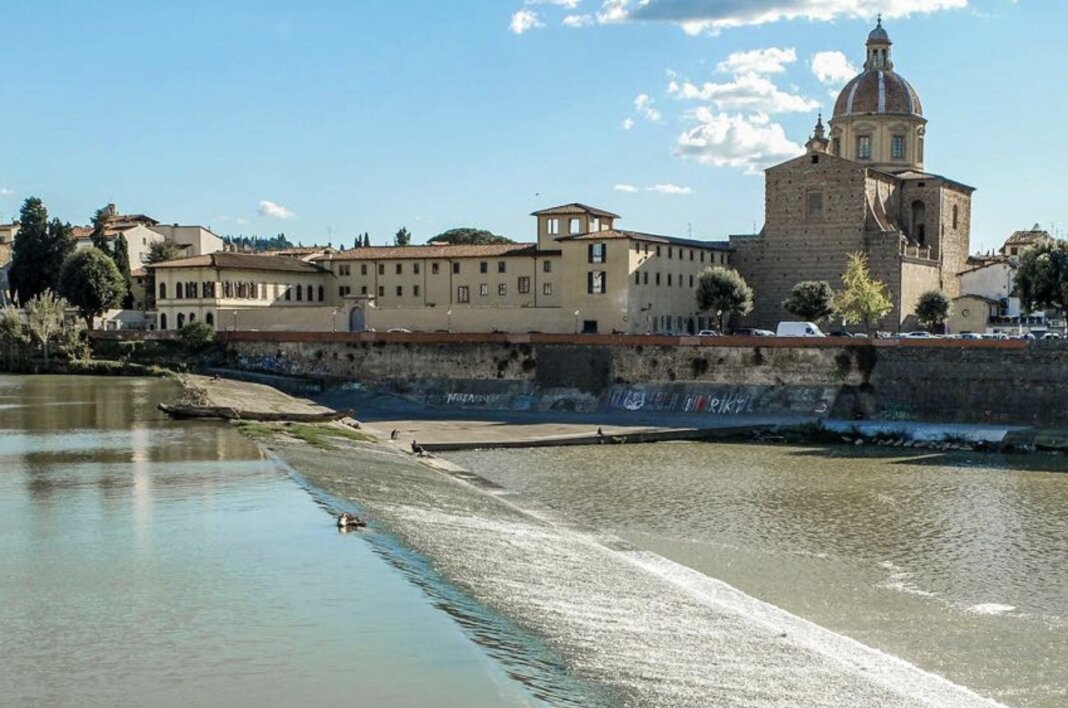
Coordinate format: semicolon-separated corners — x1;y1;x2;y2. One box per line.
0;0;1057;253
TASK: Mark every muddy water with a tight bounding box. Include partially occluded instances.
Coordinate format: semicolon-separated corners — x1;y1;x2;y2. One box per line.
449;443;1068;708
0;376;550;708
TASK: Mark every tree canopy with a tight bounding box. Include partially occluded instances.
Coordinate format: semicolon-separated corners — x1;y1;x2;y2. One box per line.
112;233;134;308
25;290;70;363
145;241;185;264
427;228;514;246
394;227;412;246
782;281;835;322
1014;239;1068;313
914;290;951;332
8;198;74;304
696;266;754;331
224;233;294;252
59;248;126;328
833;252;893;331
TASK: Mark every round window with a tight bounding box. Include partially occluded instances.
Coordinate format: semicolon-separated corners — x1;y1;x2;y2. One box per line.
961;308;970;317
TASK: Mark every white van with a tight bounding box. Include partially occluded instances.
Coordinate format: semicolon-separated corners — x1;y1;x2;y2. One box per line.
776;321;826;337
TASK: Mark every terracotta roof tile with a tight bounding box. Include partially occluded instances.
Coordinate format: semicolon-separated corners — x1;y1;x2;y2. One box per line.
530;203;620;219
149;252;326;273
323;243;539;261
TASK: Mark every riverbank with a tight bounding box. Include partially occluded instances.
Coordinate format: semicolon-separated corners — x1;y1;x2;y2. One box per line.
178;374;1008;706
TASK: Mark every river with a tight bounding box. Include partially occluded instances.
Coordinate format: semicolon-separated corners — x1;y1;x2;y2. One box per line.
448;443;1068;707
0;376;562;707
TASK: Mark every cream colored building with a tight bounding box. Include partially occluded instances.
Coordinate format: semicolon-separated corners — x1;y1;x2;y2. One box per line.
148;224;224;257
148;203;732;334
152;252;333;331
0;222;18;245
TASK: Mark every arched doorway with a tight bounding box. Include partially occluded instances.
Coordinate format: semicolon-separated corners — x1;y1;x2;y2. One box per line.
349;306;366;332
159;313;167;330
177;313;185;328
205;312;214;328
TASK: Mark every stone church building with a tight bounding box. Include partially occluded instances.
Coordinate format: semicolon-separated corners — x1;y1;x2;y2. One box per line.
732;19;974;330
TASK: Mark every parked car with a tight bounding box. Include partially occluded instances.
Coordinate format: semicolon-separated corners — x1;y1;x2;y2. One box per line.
959;332;983;340
898;331;937;338
387;327;413;334
732;328;775;337
1043;332;1062;340
776;321;825;337
697;329;720;336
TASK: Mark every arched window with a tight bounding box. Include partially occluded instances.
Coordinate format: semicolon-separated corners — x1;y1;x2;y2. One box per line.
159;313;168;330
911;200;927;246
284;287;292;301
159;282;167;299
177;313;186;328
205;312;214;327
296;285;303;301
318;285;325;302
175;283;183;300
189;312;196;323
306;285;313;301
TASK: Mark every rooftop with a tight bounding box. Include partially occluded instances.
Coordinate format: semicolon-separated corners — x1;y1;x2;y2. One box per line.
149;252;327;274
530;203;620;219
323;243;541;261
555;228;732;250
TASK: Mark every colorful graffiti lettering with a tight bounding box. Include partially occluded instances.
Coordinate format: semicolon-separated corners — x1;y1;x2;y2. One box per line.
608;387;756;415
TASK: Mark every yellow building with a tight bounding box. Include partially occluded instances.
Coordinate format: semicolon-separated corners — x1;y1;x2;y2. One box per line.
148;204;732;334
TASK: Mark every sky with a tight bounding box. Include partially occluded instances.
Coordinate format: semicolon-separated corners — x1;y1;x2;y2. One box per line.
0;0;1060;254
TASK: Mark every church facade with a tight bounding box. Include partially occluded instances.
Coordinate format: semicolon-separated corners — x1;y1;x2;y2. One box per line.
732;19;974;331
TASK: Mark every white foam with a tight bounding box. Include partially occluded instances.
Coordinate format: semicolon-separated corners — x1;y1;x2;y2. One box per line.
967;603;1015;616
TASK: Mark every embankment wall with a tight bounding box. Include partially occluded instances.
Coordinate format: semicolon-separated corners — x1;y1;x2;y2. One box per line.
153;331;1068;426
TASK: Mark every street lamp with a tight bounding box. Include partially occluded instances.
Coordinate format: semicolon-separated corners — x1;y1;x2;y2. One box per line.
574;309;581;334
447;309;453;333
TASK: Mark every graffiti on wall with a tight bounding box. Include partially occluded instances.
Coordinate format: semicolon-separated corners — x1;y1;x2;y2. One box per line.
608;388;757;415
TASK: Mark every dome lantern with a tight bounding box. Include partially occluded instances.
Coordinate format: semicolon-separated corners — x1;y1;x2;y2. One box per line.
864;15;893;70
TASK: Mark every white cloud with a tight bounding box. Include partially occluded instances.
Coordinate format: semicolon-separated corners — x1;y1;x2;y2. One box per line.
258;200;297;220
811;50;858;85
668;74;819;113
0;188;14;197
716;47;796;75
621;117;636;130
563;13;595;26
674;109;803;174
648;184;693;195
620;0;968;31
634;93;662;122
597;0;630;23
510;9;544;34
614;183;639;192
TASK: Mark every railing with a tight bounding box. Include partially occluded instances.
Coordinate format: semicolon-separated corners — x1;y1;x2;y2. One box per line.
900;243;934;260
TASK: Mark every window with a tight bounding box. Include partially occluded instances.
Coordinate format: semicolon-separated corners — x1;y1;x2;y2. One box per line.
952;205;959;230
339;286;351;297
378;286;384;297
479;284;489;296
296;285;302;301
547;218;559;235
656;246;662;257
498;283;506;296
569;218;581;234
360;264;368;276
205;313;214;327
396;286;403;296
634;271;640;285
159;282;167;299
360;286;367;295
318;285;324;301
587;271;606;295
395;263;403;275
457;286;470;303
159;313;167;330
543;283;552;296
891;135;905;160
480;261;488;274
413;262;420;275
543;260;552;273
807;191;823;219
306;285;313;301
497;261;506;273
518;276;530;294
668;247;673;259
832;137;841;156
378;264;385;276
668;274;673;287
857;135;872;160
700;252;705;263
338;264;351;276
284;287;291;301
588;243;606;264
655;273;661;286
452;262;460;274
413;284;420;297
689;250;694;261
689;274;694;287
177;313;185;328
175;283;183;300
643;272;648;285
188;313;196;323
431;262;440;275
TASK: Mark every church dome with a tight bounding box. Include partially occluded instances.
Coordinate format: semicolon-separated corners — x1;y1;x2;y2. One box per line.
832;18;923;120
833;69;923;118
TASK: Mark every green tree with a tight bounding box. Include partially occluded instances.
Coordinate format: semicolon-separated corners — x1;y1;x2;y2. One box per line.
1014;239;1068;313
363;232;371;248
394;227;412;246
89;205;113;251
428;227;514;245
0;306;28;369
112;233;134;308
696;266;754;332
25;290;69;363
782;281;835;322
58;248;126;329
178;321;216;353
9;198;74;303
914;290;951;332
833;252;893;332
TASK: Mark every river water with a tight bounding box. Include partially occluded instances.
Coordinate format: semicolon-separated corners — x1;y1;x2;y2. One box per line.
449;443;1068;708
0;376;555;707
